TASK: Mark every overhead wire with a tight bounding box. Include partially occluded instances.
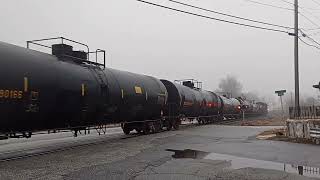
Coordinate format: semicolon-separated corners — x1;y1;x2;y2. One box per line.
168;0;292;30
298;11;320;42
298;6;320;26
138;0;320;51
306;34;320;47
278;0;320;31
169;0;320;37
299;29;320;49
136;0;289;34
308;31;320;36
304;27;320;31
279;0;320;11
243;0;320;32
243;0;293;11
270;0;320;35
299;12;320;29
244;0;320;50
137;0;320;50
299;36;320;49
309;0;320;8
279;0;293;5
243;0;320;31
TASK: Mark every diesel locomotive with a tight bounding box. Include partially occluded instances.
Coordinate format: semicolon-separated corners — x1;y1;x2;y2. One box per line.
0;37;267;138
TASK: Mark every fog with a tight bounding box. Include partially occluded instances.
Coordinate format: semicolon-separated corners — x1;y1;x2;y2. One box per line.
1;0;320;106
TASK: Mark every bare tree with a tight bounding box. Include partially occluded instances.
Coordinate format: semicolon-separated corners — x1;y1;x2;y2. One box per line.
218;75;243;98
242;91;260;102
281;93;319;110
303;97;316;106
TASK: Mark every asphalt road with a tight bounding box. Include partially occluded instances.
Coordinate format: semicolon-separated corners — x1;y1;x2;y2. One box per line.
0;124;320;180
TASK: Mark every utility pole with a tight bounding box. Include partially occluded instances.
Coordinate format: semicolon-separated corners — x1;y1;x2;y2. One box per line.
294;0;300;116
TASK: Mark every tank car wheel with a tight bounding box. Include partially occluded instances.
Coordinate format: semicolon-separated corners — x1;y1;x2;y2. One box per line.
123;128;130;135
207;118;211;124
165;119;173;131
135;128;142;134
23;132;32;138
122;124;131;135
173;118;180;130
202;119;206;124
167;122;172;131
142;122;151;135
143;129;150;135
152;122;160;133
173;123;180;130
150;122;156;134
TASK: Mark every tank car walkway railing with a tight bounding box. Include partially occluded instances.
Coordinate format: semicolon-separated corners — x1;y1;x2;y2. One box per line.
289;106;320;119
26;37;106;68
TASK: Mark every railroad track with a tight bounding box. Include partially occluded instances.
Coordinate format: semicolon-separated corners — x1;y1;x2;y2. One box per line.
214;119;242;125
215;115;269;125
0;123;198;162
0;116;267;162
0;132;125;162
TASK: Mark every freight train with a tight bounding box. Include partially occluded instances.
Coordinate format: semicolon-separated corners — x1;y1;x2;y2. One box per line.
0;37;268;138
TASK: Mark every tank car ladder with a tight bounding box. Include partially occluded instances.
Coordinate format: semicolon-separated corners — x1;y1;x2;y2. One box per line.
89;67;110;120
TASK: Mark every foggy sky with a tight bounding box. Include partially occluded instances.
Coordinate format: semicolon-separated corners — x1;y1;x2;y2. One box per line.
1;0;320;102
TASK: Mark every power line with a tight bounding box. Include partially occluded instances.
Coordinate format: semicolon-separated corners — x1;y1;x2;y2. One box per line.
136;0;289;33
279;0;293;5
304;27;320;31
299;36;320;49
280;0;320;11
301;26;320;32
169;0;292;30
299;29;320;48
299;12;320;29
308;31;320;36
306;34;320;46
277;0;320;32
138;0;320;51
286;0;320;31
279;0;320;27
280;0;320;32
310;0;320;7
299;7;320;23
244;0;293;11
272;0;320;30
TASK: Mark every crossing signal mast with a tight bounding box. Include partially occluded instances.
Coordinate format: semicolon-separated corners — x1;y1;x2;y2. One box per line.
275;90;286;120
313;82;320;90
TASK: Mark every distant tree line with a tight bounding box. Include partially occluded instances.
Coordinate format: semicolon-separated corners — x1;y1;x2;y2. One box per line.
215;75;320;114
215;75;263;102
